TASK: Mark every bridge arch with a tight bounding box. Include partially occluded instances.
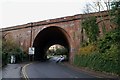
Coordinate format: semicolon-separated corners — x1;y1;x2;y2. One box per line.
33;26;71;61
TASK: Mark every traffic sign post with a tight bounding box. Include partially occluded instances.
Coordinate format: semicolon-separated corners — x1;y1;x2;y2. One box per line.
29;47;35;61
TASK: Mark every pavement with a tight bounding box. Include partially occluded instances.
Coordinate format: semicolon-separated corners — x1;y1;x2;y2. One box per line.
0;59;2;80
2;63;24;79
0;67;2;80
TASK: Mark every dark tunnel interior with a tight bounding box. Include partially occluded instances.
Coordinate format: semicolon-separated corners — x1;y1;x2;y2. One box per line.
33;26;70;61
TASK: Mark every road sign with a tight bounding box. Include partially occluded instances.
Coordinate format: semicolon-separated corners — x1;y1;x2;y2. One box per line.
29;47;35;55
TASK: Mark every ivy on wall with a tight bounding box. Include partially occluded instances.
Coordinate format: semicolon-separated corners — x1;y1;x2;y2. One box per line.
110;1;120;28
82;16;99;43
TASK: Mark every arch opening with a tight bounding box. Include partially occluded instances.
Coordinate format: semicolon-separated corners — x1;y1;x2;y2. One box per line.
33;26;71;61
46;44;68;61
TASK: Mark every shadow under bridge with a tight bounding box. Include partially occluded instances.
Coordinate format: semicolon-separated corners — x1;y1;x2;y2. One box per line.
33;26;71;61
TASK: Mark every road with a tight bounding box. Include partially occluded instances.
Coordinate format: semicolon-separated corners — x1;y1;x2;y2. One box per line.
23;61;96;78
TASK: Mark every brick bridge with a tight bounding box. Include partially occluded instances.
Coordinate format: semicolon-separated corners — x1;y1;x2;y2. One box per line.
2;11;112;63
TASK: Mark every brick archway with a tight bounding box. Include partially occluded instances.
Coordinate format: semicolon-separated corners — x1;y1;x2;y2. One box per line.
33;26;71;61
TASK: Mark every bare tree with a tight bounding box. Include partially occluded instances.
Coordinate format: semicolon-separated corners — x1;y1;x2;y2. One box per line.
82;0;114;35
83;0;112;13
83;3;93;14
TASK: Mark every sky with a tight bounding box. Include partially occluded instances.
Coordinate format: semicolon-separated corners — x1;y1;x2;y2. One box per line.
0;0;103;28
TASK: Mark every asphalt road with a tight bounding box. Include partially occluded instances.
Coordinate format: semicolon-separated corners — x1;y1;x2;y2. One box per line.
24;61;96;78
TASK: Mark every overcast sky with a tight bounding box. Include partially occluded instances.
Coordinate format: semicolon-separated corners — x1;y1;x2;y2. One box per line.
0;0;100;28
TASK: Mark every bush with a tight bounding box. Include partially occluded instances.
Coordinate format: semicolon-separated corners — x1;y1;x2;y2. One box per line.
2;53;8;65
74;28;120;75
97;28;120;53
2;40;25;64
78;44;96;55
22;52;29;61
75;1;120;75
74;51;119;75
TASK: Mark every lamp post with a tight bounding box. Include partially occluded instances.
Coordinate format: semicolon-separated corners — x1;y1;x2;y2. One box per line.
29;22;34;61
30;22;33;47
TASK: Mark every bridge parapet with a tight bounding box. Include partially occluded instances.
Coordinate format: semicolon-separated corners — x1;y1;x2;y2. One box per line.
1;11;108;32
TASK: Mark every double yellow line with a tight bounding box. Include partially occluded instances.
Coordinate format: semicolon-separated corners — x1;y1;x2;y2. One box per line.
22;63;32;80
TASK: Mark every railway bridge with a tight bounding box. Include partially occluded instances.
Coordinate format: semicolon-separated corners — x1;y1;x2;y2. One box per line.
2;11;111;63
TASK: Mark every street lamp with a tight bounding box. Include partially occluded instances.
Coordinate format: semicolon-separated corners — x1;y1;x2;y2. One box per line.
30;22;33;47
29;22;35;61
